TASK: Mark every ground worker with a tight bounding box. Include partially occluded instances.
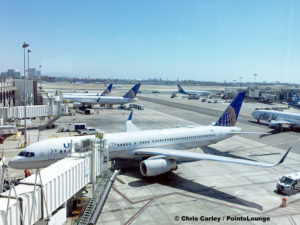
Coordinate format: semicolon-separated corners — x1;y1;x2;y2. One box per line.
24;169;31;178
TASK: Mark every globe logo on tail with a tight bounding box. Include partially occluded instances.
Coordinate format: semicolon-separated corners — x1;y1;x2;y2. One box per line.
291;92;298;102
217;106;236;126
126;90;135;99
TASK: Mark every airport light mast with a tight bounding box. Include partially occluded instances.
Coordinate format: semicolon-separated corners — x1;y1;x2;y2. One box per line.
23;42;29;147
39;65;42;90
253;74;258;83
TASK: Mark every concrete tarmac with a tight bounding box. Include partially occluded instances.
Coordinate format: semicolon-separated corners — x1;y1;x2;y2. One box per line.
3;83;300;224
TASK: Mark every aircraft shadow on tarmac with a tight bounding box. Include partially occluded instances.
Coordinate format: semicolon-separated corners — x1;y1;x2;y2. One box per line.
248;120;300;138
124;168;263;211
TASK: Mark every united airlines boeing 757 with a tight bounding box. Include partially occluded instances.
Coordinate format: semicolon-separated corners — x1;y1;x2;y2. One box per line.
9;92;290;176
63;83;140;108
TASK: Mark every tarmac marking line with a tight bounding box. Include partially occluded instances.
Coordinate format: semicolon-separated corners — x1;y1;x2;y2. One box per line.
124;198;156;225
289;215;297;225
112;186;300;222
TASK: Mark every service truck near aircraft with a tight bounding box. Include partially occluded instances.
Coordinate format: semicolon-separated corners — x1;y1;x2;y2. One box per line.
277;173;300;193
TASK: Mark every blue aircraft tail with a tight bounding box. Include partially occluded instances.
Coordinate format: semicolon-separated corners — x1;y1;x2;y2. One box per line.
289;90;299;104
214;92;245;127
177;84;186;94
128;111;133;120
100;83;113;96
123;84;141;99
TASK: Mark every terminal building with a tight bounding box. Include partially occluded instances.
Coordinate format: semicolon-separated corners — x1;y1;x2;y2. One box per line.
0;79;17;107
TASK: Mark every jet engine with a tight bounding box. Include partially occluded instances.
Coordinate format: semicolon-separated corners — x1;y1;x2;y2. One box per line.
140;157;177;177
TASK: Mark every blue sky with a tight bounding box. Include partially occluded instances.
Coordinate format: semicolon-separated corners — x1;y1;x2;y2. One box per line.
0;0;299;83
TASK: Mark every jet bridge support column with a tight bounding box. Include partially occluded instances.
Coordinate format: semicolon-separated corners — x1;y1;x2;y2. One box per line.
91;141;96;192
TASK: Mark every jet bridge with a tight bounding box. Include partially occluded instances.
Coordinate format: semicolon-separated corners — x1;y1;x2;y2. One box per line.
0;134;112;225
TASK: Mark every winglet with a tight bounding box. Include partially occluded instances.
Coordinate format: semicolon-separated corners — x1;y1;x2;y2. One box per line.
275;147;291;166
125;111;140;132
96;97;101;102
128;111;133;121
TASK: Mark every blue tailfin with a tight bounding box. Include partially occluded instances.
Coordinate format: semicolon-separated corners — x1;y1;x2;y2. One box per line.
123;84;141;99
289;90;299;104
100;83;113;96
177;84;186;94
128;111;133;120
214;92;245;127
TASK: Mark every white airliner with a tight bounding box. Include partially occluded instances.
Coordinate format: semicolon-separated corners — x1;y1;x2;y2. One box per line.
177;84;211;97
64;83;113;96
252;109;300;129
63;84;140;108
9;92;290;176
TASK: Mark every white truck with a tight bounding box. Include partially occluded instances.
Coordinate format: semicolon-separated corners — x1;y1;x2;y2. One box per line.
276;173;300;193
78;127;100;135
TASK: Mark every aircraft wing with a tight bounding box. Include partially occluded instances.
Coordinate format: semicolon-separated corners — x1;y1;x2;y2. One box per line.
133;147;291;167
125;121;140;132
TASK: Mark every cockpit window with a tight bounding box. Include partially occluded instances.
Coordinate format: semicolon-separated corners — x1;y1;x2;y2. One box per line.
18;151;25;156
19;152;35;157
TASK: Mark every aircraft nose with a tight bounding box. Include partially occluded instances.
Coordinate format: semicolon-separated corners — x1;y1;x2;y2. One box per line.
251;111;257;118
8;156;23;168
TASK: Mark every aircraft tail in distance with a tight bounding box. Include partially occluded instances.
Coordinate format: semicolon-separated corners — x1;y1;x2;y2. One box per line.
177;84;186;94
123;84;141;99
289;90;299;104
100;83;113;96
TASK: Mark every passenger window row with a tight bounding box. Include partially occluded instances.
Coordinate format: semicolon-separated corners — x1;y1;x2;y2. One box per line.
112;133;216;147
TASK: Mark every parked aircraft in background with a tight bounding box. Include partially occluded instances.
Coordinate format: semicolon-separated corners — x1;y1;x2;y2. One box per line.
177;84;211;97
288;90;300;109
251;109;300;129
63;84;140;109
65;84;113;96
9;92;291;177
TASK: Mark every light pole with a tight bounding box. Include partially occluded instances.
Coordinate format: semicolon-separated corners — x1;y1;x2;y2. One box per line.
39;65;42;90
27;49;31;105
253;74;258;83
239;76;243;86
27;49;31;79
0;73;2;106
23;42;29;147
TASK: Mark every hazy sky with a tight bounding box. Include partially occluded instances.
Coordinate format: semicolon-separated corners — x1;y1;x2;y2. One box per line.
0;0;299;83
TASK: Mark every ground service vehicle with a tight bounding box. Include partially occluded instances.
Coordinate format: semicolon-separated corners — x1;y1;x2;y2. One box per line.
277;173;300;193
78;127;99;135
